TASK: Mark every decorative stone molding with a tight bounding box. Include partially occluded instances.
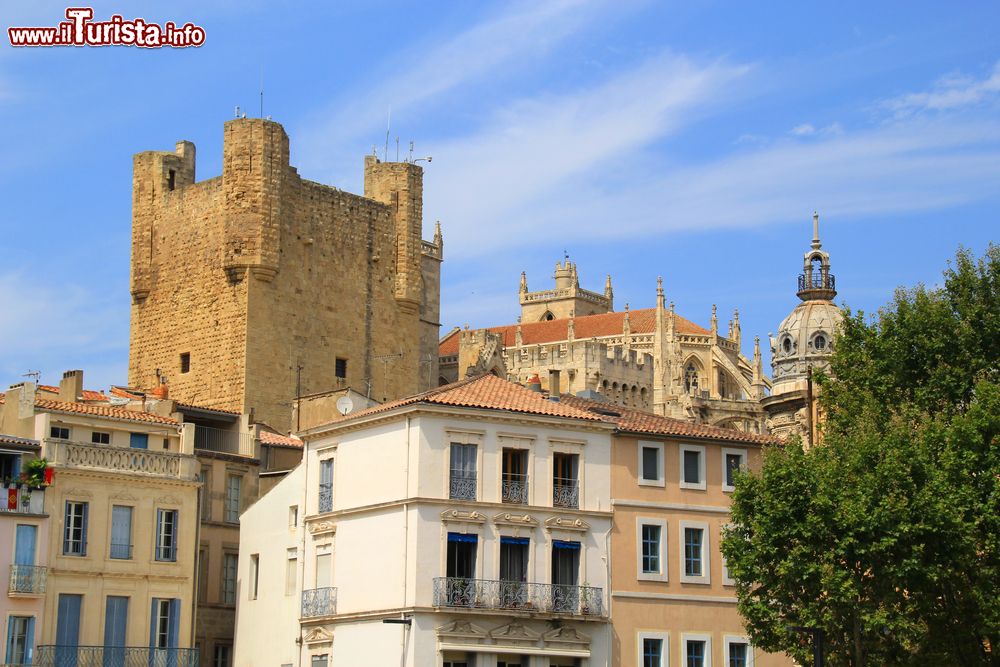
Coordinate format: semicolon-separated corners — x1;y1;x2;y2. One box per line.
303;626;333;647
543;626;590;648
155;494;181;505
489;620;542;647
109;491;139;502
545;516;590;532
64;488;93;498
440;508;486;524
308;520;337;536
436;620;488;642
493;512;538;527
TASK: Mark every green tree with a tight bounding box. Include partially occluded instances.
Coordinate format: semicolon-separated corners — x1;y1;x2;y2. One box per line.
722;245;1000;666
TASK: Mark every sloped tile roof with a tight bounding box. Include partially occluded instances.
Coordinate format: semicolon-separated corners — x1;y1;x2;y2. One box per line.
38;385;109;402
34;399;179;426
259;430;303;448
560;394;778;445
439;308;708;356
320;374;605;429
0;434;40;449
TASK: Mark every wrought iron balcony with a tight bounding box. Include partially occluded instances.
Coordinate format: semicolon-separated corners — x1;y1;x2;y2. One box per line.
301;587;337;618
34;646;199;666
797;272;836;300
9;564;46;595
552;481;579;509
432;577;603;617
109;543;133;560
501;475;528;504
449;473;477;501
1;485;45;514
194;425;255;458
318;483;333;513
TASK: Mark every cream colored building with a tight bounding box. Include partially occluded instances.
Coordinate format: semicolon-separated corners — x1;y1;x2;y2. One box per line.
559;395;793;667
0;372;201;665
236;374;616;666
441;263;771;432
761;214;843;443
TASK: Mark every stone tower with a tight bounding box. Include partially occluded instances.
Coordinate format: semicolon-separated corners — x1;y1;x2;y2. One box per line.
519;260;613;321
761;213;843;441
129;118;442;432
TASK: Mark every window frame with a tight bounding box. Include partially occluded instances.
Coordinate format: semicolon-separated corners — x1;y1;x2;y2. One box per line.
63;500;89;556
50;425;70;440
155;508;179;562
318;458;334;513
249;554;260;600
224;474;242;523
721;447;747;493
90;431;111;445
682;633;713;667
636;518;668;582
447;441;479;501
723;635;753;667
637;631;669;667
221;552;238;605
679;520;711;584
637;441;665;487
679;444;707;491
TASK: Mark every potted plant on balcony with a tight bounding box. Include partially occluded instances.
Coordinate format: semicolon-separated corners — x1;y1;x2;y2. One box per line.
21;459;51;488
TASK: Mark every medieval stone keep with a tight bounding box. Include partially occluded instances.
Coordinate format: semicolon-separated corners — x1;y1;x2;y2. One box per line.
128;119;443;433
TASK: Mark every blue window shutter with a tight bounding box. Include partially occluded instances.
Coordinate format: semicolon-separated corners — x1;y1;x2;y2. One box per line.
62;502;71;554
130;433;148;449
168;599;180;648
25;616;35;665
552;539;581;550
171;512;178;561
149;599;158;648
156;509;163;559
5;622;14;666
56;594;81;646
15;525;37;565
81;503;89;556
500;536;529;545
447;533;477;543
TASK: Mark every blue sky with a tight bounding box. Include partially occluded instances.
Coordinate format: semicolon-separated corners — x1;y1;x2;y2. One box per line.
1;1;998;391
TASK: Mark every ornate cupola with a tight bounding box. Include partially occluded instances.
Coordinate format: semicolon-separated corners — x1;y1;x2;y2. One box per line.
796;212;837;301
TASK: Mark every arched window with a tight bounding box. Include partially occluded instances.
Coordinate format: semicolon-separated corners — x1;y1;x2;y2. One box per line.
541;311;555;321
813;333;828;351
684;364;699;393
781;337;793;354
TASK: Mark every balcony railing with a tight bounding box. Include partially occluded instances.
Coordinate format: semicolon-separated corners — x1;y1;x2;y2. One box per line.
432;577;603;617
797;272;836;292
109;543;133;560
501;475;528;504
193;425;254;458
301;587;337;618
45;440;198;481
0;485;44;514
449;473;476;501
34;646;199;666
552;481;579;509
9;564;47;595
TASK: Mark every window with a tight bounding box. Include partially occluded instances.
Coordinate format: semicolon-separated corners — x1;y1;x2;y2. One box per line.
151;598;179;649
679;444;706;490
639;633;668;667
110;505;133;559
180;352;191;374
222;553;238;604
310;656;328;667
63;501;88;556
5;616;34;666
0;452;20;481
335;358;347;379
318;459;333;513
91;431;111;445
224;474;242;523
289;505;298;527
249;554;259;600
167;169;176;191
198;548;209;603
638;441;664;487
683;635;712;667
551;540;580;612
501;448;528;504
781;337;792;354
129;433;148;450
499;537;529;608
104;596;128;659
50;425;70;439
214;645;232;667
722;448;747;492
315;551;332;588
685;363;700;393
156;509;178;561
638;519;667;581
200;467;212;521
813;333;827;351
725;637;752;667
285;549;298;596
680;522;710;584
449;443;477;500
552;452;579;508
498;656;531;667
446;533;477;579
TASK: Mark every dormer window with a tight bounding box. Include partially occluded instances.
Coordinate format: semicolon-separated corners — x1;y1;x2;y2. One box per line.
813;333;828;350
781;337;793;354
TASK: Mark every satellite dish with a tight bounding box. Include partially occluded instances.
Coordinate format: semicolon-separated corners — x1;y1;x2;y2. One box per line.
336;395;354;416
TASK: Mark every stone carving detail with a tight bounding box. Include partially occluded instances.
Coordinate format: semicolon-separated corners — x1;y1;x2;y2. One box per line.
545;516;590;532
309;521;337;535
302;626;333;646
441;508;486;524
493;512;538;527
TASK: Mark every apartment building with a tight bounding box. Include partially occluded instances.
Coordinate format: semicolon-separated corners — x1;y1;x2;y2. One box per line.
561;396;792;667
1;434;48;666
0;374;201;666
236;374;616;666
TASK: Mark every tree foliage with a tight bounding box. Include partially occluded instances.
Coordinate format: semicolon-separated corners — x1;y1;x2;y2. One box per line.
722;245;1000;666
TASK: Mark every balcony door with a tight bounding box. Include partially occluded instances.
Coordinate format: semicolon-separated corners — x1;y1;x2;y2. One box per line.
56;594;82;667
445;533;477;607
499;537;529;608
551;540;580;612
552;453;579;508
501;449;528;504
104;596;128;667
15;524;36;565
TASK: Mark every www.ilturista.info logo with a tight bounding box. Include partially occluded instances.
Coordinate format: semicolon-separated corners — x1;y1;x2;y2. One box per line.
8;7;205;48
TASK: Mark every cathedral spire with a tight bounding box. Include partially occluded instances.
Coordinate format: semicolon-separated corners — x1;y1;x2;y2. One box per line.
797;211;837;301
604;274;613;300
710;304;718;335
811;211;821;250
656;276;665;310
519;271;528;295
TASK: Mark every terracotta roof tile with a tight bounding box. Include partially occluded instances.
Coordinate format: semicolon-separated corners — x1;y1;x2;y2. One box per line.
319;374;605;430
174;402;242;416
0;434;39;449
439;308;707;356
259;430;303;448
34;399;179;426
110;387;144;400
560;394;779;445
38;385;109;402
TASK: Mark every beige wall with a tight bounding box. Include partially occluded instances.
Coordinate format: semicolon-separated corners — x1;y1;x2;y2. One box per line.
610;434;792;667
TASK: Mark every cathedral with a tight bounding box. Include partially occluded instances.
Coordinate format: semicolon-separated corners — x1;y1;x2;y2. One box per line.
440;215;843;437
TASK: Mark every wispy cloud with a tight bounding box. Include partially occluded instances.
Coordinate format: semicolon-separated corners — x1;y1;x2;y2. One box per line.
790;122;843;137
881;60;1000;117
298;0;620;177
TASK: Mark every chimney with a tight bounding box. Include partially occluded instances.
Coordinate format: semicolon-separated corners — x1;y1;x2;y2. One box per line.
526;374;542;392
548;370;561;402
59;370;84;403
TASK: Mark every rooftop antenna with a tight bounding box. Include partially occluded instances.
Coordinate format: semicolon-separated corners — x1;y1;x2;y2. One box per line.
234;105;241;118
408;141;414;163
384;106;391;162
22;370;40;384
259;64;264;119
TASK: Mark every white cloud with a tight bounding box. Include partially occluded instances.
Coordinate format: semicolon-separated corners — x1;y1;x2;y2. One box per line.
881;61;1000;117
790;122;843;137
791;123;816;136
